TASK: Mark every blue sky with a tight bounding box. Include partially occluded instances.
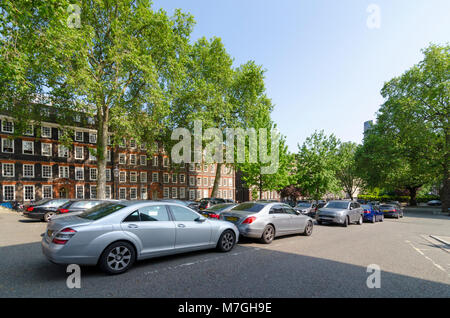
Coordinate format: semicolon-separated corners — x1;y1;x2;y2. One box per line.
153;0;450;151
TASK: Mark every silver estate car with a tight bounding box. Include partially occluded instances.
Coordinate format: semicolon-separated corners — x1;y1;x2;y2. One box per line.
317;200;364;227
42;201;239;274
219;202;314;244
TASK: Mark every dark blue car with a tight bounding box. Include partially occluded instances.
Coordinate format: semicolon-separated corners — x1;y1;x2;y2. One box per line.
361;204;383;223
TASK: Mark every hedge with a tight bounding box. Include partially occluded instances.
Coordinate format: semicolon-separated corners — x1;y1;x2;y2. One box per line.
357;194;440;203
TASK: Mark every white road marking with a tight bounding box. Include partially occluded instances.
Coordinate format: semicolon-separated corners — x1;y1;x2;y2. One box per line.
405;240;447;273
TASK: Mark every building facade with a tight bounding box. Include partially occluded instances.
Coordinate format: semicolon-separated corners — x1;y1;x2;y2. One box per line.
0;115;235;203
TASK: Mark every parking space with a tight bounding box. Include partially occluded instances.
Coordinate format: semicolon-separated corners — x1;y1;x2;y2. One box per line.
0;207;449;297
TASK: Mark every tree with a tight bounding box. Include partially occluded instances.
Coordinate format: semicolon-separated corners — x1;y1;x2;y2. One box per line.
168;38;275;197
280;185;305;201
0;0;194;198
237;132;293;199
335;142;363;200
294;130;341;202
357;44;448;209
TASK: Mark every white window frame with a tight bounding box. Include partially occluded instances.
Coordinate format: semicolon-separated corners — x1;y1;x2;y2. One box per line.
2;185;15;201
2;138;14;153
22;140;34;155
1;120;14;133
130;187;138;200
172;187;177;199
41;126;52;138
119;153;126;164
119;171;126;183
23;185;35;201
74;146;84;160
140;155;147;166
41;143;52;156
59;166;69;178
140;172;147;183
130;154;137;165
119;187;127;200
75;167;84;180
141;187;148;199
42;165;52;178
42;185;53;199
152;172;159;183
179;174;185;184
163;187;169;199
163;173;169;184
130;171;137;183
76;185;84;199
2;163;15;177
90;168;98;181
58;145;69;158
89;132;97;144
90;185;97;199
179;187;186;199
23;164;35;178
74;130;84;142
24;124;34;136
153;156;158;167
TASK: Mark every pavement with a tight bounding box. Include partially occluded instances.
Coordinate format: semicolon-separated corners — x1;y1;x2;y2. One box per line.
0;207;449;297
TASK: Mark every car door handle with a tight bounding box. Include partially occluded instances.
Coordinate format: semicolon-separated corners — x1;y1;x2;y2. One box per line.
177;224;186;228
127;224;139;229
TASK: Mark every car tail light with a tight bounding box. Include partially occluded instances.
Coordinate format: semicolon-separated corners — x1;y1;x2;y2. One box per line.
363;209;370;214
58;208;69;213
27;206;34;212
242;216;256;224
210;214;220;219
392;209;397;212
52;227;77;245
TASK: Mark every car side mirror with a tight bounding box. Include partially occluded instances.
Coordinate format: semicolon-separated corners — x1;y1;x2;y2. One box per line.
195;217;206;223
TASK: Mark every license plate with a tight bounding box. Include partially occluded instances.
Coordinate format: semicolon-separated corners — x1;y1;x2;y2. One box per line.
226;216;238;222
382;210;389;212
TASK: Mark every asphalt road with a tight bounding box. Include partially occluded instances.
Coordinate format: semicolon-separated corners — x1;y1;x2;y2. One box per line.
0;208;449;297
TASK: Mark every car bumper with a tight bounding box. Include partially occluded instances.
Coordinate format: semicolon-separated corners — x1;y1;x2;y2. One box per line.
383;212;399;217
363;214;375;221
41;238;98;265
318;214;346;224
237;224;264;239
23;212;45;219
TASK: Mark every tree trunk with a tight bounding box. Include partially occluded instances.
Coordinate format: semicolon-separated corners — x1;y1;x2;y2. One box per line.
259;174;263;200
96;108;109;200
442;130;450;214
408;186;418;207
211;162;222;198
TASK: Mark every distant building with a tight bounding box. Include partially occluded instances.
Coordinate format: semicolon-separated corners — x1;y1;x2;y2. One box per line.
363;120;373;133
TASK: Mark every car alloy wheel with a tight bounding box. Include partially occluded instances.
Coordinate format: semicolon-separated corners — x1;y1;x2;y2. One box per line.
261;225;275;244
358;216;363;225
303;221;313;236
218;230;235;252
44;212;55;222
342;217;348;227
99;242;136;274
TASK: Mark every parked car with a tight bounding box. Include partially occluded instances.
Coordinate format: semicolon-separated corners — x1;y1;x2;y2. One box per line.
42;201;239;274
55;200;115;216
159;199;200;211
201;203;237;219
219;202;314;244
361;204;383;223
427;200;441;206
294;202;317;218
317;200;364;227
379;204;404;218
198;198;226;210
316;202;326;209
23;198;71;222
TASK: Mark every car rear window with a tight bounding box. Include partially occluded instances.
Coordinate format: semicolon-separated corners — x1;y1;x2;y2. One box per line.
206;203;231;212
325;202;350;209
78;203;126;220
231;203;265;213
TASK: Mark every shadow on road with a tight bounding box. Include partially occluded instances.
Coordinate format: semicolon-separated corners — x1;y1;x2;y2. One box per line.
0;240;449;298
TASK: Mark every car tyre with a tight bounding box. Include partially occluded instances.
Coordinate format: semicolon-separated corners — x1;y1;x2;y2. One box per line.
43;212;55;222
317;220;322;225
217;230;236;252
260;225;275;244
357;215;363;225
372;215;376;223
302;221;313;236
341;217;348;227
99;241;136;275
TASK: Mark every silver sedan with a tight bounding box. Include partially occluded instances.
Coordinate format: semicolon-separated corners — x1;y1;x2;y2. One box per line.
42;201;239;274
219;202;314;244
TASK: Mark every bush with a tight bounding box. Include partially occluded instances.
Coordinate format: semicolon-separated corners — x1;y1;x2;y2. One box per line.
357;194;440;204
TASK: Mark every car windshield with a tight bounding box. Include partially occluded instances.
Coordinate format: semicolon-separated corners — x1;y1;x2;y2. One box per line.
205;203;232;212
296;203;311;207
33;198;52;206
231;203;265;213
379;205;396;209
325;201;350;209
78;203;126;220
